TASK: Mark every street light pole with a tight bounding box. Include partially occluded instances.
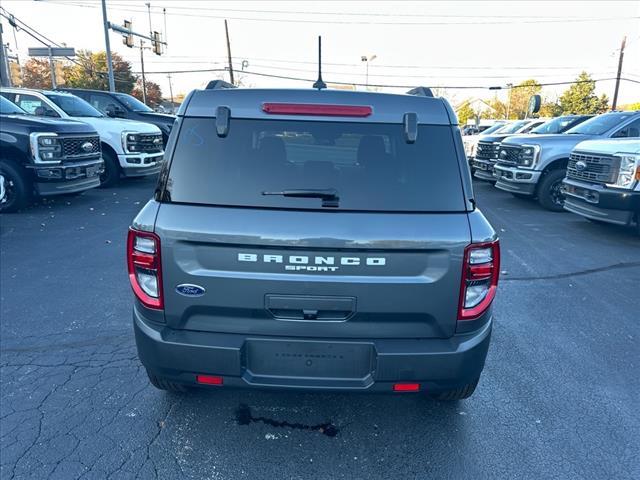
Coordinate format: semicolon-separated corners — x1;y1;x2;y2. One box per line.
101;0;116;92
48;46;56;88
361;54;376;90
139;40;147;105
506;83;513;119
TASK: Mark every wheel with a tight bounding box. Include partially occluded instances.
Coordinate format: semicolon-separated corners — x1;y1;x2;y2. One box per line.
511;193;530;200
537;169;566;212
146;370;189;393
430;378;479;401
0;161;31;213
99;150;120;188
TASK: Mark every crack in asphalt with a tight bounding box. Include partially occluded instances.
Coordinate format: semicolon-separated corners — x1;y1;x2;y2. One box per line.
501;260;640;282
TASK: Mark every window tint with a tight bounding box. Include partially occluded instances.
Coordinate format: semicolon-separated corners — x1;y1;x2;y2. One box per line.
612;118;640;138
0;95;26;115
44;94;103;117
165;118;466;212
88;93;118;113
14;94;55;116
566;113;637;135
113;93;152;112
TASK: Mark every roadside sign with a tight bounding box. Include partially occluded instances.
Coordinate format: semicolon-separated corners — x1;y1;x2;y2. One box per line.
28;47;76;57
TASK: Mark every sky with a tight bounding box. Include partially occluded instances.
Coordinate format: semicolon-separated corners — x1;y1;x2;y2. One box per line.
1;0;639;107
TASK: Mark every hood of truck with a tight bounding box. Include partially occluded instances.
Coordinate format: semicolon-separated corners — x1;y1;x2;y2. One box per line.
68;116;162;136
502;133;594;148
0;114;97;134
573;139;640;155
477;133;534;143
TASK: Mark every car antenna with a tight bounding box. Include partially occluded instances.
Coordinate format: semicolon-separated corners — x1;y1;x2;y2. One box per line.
312;36;327;90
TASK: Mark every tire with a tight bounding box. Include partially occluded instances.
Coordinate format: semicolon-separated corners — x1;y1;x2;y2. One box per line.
146;370;190;393
430;378;479;401
537;169;567;212
0;161;31;213
99;150;120;188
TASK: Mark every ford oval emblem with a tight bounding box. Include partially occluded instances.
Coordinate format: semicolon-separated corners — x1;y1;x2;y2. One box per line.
175;284;206;297
575;160;587;172
81;141;94;152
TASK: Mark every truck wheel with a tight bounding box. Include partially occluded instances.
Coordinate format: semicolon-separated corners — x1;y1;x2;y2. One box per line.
537;169;566;212
146;370;189;393
430;378;479;401
99;150;120;188
0;161;30;213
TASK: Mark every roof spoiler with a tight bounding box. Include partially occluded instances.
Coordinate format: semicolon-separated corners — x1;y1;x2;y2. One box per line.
406;87;434;97
205;80;237;90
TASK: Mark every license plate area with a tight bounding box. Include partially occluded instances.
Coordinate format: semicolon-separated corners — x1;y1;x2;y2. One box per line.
245;339;374;381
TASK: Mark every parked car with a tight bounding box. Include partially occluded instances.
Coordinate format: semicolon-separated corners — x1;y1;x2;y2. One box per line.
0;88;164;187
494;111;640;211
463;120;509;170
129;83;500;399
563;139;639;235
58;88;175;146
472;119;547;182
0;95;103;213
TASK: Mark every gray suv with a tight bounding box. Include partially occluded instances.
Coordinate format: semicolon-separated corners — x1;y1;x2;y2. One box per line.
128;83;500;399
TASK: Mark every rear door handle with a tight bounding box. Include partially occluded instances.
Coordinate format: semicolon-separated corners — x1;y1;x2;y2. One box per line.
265;295;356;321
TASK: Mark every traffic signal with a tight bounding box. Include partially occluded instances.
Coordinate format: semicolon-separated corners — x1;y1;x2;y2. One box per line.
122;20;134;48
152;31;162;55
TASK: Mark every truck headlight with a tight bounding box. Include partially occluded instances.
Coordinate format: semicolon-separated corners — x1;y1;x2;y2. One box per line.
517;144;541;169
122;132;139;153
29;133;62;163
607;153;640;189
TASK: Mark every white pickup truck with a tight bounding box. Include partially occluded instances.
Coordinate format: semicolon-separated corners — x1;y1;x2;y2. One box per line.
1;88;164;187
562;138;640;235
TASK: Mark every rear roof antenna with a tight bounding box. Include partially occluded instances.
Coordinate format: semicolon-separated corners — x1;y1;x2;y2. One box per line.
312;36;327;90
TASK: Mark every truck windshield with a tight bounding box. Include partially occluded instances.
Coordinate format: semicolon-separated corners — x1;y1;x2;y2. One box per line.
45;94;103;118
530;116;586;134
0;96;27;115
565;112;637;135
479;123;507;135
495;120;529;134
165;118;466;212
113;93;153;112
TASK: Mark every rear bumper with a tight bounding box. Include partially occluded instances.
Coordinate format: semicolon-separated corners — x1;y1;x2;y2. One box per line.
134;306;492;393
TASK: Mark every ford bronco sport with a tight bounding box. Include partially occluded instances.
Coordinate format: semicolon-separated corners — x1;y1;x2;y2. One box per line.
129;82;500;400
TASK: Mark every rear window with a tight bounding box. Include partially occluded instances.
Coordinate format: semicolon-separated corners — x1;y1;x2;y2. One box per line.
164;118;466;212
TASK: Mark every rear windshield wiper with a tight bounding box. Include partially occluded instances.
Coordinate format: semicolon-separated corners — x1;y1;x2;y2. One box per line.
262;189;340;208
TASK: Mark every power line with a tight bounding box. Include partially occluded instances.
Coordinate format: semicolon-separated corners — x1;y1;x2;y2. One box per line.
129;66;640;90
42;2;640;26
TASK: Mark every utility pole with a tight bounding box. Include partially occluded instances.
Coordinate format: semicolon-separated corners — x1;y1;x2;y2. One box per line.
0;23;11;87
48;46;57;89
506;83;513;119
612;36;626;111
101;0;116;91
167;73;174;105
146;3;153;38
140;40;147;105
224;20;234;85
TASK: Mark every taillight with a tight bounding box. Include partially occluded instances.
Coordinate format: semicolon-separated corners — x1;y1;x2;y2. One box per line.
261;103;372;117
458;240;500;321
127;228;163;309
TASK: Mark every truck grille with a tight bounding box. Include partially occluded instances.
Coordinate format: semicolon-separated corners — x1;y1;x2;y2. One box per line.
567;152;619;184
61;136;101;159
496;145;522;166
129;134;163;153
475;141;500;161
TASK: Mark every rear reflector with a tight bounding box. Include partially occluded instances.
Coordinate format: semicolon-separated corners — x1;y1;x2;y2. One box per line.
196;375;223;385
393;383;420;392
262;103;372;117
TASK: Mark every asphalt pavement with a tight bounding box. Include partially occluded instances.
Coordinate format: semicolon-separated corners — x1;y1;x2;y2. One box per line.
1;178;639;480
